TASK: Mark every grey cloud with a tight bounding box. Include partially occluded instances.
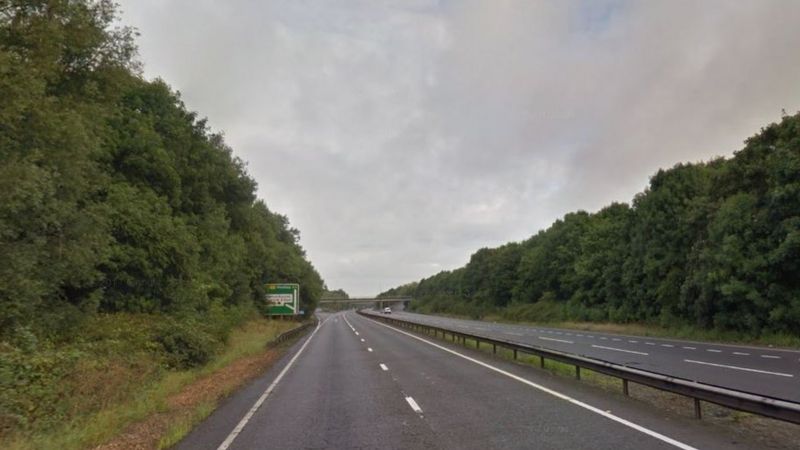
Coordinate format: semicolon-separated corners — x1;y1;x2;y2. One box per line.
118;0;800;295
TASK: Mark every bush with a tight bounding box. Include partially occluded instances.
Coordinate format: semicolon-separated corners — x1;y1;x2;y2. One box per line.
502;301;566;322
154;322;217;370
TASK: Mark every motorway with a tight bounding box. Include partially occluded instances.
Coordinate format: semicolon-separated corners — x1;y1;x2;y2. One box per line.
176;311;767;449
374;311;800;403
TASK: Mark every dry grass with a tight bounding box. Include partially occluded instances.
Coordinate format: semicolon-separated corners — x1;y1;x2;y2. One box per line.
5;318;301;450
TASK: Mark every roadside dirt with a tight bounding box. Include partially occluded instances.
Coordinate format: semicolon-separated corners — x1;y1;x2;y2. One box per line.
93;347;283;450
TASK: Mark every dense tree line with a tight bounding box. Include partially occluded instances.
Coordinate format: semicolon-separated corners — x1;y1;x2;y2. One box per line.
387;113;800;336
0;0;323;344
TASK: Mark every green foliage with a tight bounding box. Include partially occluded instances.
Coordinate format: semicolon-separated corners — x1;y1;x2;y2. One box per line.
0;0;324;437
400;113;800;338
0;0;323;340
154;321;216;370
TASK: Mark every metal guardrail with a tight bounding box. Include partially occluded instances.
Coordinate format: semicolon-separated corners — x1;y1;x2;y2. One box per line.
358;310;800;425
270;317;317;345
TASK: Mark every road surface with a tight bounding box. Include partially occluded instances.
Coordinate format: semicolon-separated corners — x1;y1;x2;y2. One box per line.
368;310;800;403
177;311;762;449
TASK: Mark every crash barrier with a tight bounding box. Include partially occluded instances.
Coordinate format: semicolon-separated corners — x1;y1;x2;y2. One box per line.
271;316;317;345
358;310;800;424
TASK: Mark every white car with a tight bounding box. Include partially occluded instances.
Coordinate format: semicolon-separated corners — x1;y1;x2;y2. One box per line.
383;307;392;314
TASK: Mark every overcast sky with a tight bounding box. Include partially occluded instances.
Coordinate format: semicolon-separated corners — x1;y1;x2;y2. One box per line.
117;1;800;296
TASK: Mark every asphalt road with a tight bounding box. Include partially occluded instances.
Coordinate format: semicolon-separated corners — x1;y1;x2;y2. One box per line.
176;311;761;449
372;310;800;403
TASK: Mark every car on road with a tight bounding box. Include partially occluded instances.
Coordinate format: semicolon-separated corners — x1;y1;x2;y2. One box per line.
383;307;392;314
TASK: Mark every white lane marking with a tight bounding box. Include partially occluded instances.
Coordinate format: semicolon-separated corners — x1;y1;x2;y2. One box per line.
592;345;649;356
380;363;389;371
367;347;373;352
661;344;674;348
355;331;360;336
612;338;621;342
684;360;794;377
360;338;365;342
539;336;574;344
733;352;750;356
405;396;423;413
587;335;595;338
366;318;697;450
599;337;608;340
706;349;722;353
683;347;696;350
576;334;584;337
629;340;639;344
645;342;656;346
761;355;781;359
342;314;356;332
217;316;328;450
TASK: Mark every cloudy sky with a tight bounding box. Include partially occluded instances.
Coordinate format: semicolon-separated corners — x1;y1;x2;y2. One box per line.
117;1;800;296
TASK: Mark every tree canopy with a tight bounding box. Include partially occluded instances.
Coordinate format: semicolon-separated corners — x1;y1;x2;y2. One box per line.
388;113;800;336
0;0;324;343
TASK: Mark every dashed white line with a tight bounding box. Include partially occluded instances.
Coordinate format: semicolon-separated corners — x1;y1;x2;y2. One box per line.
682;347;696;350
380;363;388;371
706;349;722;353
761;355;781;359
587;335;595;338
366;317;697;450
592;345;649;356
576;334;584;337
405;396;423;414
645;342;656;346
599;337;608;340
661;344;674;348
612;338;622;342
360;338;365;342
684;359;793;377
355;331;360;336
628;340;639;344
539;336;574;344
732;352;750;356
367;347;373;352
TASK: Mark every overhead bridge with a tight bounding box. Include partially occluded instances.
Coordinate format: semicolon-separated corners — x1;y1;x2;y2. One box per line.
318;296;412;310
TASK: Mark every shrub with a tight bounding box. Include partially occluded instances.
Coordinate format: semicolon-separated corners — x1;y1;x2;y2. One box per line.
153;322;217;370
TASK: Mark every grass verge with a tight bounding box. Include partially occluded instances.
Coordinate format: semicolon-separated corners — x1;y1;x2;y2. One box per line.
3;317;301;450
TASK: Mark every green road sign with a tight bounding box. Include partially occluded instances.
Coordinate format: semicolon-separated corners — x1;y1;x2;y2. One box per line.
265;283;299;316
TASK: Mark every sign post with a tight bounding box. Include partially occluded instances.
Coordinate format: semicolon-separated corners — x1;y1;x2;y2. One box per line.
265;283;300;316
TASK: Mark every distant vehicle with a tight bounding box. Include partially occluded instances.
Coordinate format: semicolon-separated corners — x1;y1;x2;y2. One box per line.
383;307;392;314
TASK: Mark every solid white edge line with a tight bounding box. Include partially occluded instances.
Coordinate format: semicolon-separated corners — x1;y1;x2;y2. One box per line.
591;344;649;356
216;315;329;450
405;396;423;413
364;316;697;450
342;314;356;332
380;363;388;371
538;336;574;344
684;359;793;377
